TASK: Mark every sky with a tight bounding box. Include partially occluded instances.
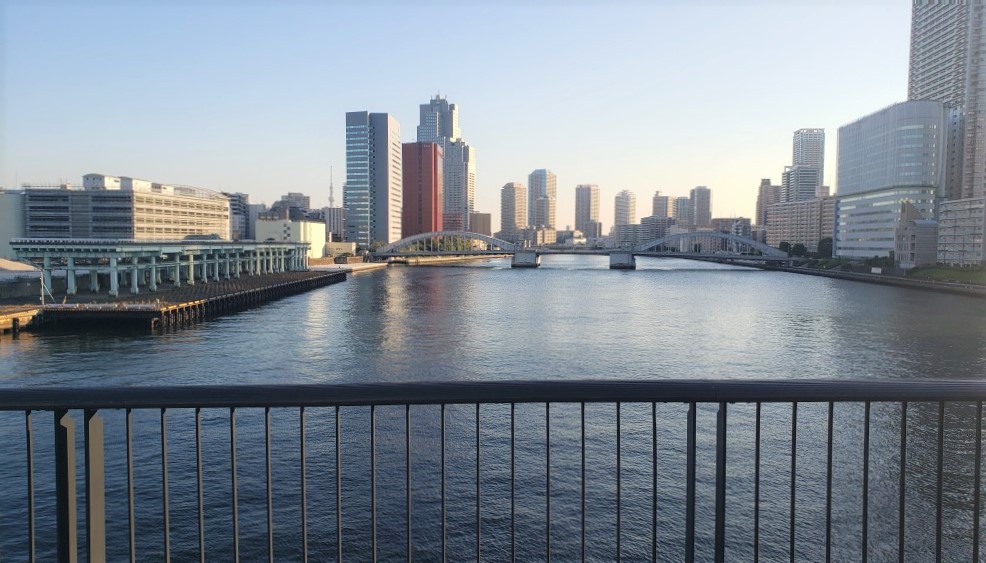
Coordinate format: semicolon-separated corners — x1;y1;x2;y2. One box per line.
1;0;911;232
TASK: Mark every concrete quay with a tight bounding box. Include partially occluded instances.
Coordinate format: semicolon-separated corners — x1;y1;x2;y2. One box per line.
765;265;986;298
5;271;346;334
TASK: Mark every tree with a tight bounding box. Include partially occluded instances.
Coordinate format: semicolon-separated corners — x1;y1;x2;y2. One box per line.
816;237;833;258
791;243;808;257
778;241;792;254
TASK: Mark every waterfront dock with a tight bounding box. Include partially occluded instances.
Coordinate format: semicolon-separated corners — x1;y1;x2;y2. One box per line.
0;306;42;335
5;271;346;333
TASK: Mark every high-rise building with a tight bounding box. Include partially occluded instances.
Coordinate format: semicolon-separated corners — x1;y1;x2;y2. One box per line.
672;196;693;227
779;129;825;203
614;190;636;226
755;179;783;226
416;95;475;231
469;212;492;236
345;111;402;246
528;169;557;228
909;2;983;201
793;128;825;185
652;191;670;218
835;101;945;258
402;142;443;237
782;165;822;203
575;184;601;238
443;140;475;231
690;186;711;228
533;197;555;231
497;182;527;243
416;95;461;144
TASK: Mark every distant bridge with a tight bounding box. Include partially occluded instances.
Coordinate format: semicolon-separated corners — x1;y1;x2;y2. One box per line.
376;231;791;269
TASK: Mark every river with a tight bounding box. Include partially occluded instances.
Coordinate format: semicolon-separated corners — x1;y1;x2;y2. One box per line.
0;256;984;560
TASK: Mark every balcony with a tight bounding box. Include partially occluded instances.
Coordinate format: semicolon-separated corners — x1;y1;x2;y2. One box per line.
0;380;983;562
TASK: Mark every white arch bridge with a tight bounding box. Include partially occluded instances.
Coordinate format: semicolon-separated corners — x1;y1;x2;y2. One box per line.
376;231;791;269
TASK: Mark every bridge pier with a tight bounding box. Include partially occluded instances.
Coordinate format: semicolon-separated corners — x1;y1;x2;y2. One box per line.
511;250;541;268
609;251;636;270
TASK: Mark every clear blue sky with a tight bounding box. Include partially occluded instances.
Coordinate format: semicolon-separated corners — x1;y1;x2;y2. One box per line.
2;1;910;230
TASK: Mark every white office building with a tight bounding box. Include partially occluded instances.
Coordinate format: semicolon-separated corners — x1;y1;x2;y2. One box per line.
835;101;945;258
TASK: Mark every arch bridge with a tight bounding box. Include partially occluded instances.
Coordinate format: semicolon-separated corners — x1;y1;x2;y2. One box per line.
376;231;517;256
375;230;790;269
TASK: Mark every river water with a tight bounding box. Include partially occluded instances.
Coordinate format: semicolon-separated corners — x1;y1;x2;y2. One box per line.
0;256;984;561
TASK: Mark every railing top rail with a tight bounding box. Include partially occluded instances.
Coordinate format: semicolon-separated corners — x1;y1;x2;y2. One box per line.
0;379;984;410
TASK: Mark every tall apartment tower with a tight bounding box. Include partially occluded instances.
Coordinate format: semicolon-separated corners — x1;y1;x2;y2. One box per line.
528;169;557;228
673;196;693;226
781;129;825;202
575;184;601;238
498;182;527;242
652;191;670;218
614;190;636;226
402;142;443;237
909;2;986;201
416;95;475;230
755;178;783;226
345;111;402;246
690;186;712;228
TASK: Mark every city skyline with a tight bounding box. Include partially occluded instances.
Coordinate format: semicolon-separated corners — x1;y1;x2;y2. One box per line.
1;2;911;231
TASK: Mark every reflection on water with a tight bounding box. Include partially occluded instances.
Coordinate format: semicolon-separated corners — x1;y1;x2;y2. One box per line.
0;256;985;559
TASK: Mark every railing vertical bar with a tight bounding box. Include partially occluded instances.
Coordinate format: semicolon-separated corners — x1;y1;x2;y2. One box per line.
476;403;481;563
335;406;342;563
54;409;77;563
936;401;945;563
161;408;171;563
230;408;239;563
898;402;907;563
755;402;761;563
685;402;696;563
511;402;516;563
652;401;657;563
862;401;870;563
195;408;205;563
974;401;982;563
715;401;726;563
441;403;446;563
300;407;308;563
161;409;171;563
84;409;106;563
544;403;551;561
581;401;586;563
25;410;35;563
616;402;621;563
825;402;833;563
371;404;377;563
790;402;797;563
406;405;412;563
265;407;274;563
126;409;135;563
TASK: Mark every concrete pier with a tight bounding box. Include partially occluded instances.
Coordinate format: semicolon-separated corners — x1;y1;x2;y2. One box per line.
16;271;346;333
511;250;541;268
609;251;636;270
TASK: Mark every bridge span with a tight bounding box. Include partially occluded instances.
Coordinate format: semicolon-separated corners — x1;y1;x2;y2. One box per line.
376;231;791;269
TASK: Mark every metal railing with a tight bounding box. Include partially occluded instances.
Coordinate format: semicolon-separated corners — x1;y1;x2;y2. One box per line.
0;379;984;562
